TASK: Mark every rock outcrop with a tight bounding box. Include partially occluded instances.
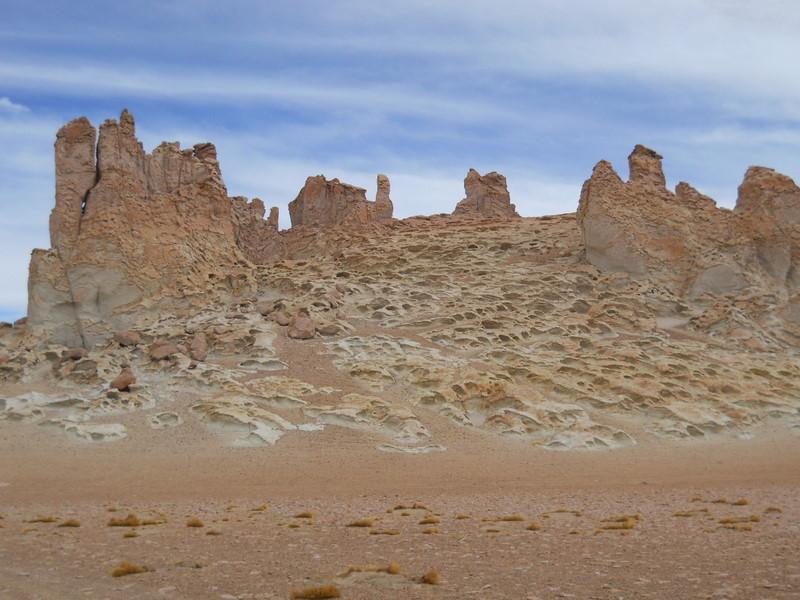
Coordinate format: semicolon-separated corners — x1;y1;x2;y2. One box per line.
453;169;518;219
27;110;266;347
375;174;393;220
288;175;393;229
231;197;285;264
577;144;800;300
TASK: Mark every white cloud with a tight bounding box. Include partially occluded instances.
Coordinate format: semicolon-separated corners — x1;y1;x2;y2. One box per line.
0;97;29;113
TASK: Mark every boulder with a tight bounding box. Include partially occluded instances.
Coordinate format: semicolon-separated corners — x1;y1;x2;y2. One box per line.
114;330;142;347
453;169;518;219
287;312;316;339
110;368;136;391
189;332;208;362
149;340;178;361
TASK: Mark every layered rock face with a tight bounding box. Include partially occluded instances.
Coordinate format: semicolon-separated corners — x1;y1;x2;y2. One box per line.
288;174;394;229
28;110;273;347
231;197;285;264
577;144;800;300
453;169;518;219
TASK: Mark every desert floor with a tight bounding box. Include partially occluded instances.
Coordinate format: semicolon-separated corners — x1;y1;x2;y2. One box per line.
0;422;798;600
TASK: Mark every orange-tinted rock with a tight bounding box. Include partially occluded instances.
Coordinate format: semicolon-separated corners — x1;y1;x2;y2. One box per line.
288;175;393;229
110;368;135;391
453;169;518;219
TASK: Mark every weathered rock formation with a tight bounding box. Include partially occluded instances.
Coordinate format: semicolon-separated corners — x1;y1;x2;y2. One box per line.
28;110;271;347
288;175;394;229
577;144;800;301
453;169;518;219
231;197;284;264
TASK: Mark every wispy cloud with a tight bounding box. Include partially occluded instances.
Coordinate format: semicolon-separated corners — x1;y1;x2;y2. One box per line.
0;97;29;113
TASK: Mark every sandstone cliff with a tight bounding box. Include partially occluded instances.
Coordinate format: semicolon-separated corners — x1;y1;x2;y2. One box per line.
288;174;394;229
453;168;518;219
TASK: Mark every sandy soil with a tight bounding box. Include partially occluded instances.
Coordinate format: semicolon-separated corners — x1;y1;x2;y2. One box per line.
1;423;798;600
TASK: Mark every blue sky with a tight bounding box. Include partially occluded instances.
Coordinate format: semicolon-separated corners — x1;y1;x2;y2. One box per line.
2;0;800;321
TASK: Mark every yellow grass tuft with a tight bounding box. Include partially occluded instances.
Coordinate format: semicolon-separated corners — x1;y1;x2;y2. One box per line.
186;517;204;528
111;561;149;577
732;498;749;506
294;511;314;519
673;508;709;517
57;519;81;528
498;514;525;522
288;523;301;529
290;584;341;599
765;506;783;514
422;527;439;534
711;498;728;504
526;522;541;531
346;518;375;528
108;514;141;527
418;515;440;525
718;515;760;525
419;569;440;585
569;529;581;535
485;528;500;533
26;516;57;523
369;529;400;536
690;495;703;502
339;563;401;577
250;504;268;512
455;514;471;520
122;531;138;538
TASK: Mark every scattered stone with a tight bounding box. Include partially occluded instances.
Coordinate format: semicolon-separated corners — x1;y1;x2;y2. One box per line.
110;368;136;391
149;340;178;361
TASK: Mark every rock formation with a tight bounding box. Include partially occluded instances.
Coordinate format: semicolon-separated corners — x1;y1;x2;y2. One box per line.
577;144;800;302
231;197;284;264
288;175;393;229
28;110;266;347
375;174;393;220
453;169;518;219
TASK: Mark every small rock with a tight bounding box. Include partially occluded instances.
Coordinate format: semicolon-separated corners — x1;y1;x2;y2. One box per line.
110;368;136;391
149;340;178;361
273;310;291;326
190;332;208;362
256;299;281;316
288;312;316;340
62;347;88;361
114;330;142;346
317;323;340;336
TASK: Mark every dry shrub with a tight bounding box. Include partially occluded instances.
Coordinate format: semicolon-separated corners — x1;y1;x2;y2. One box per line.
294;511;314;519
393;502;428;511
422;527;439;534
568;529;580;535
526;522;541;531
418;515;440;525
26;516;57;524
765;506;783;514
57;519;80;528
719;515;760;525
290;584;341;599
250;504;268;512
206;529;222;536
288;523;301;529
485;528;500;533
498;514;525;522
108;513;141;527
711;498;728;504
122;531;138;538
419;569;440;585
673;508;708;517
111;561;149;577
732;498;749;506
186;517;204;528
369;529;400;536
346;518;374;528
455;514;471;520
339;563;401;577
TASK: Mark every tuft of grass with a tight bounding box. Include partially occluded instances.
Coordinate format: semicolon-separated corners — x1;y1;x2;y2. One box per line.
719;515;760;525
418;515;440;525
206;529;222;536
732;498;749;506
339;563;401;577
294;511;314;519
673;508;709;517
26;516;57;524
485;528;500;533
599;518;637;531
290;584;341;599
422;527;439;534
250;504;268;512
690;495;703;502
568;529;581;535
57;519;81;528
722;523;752;531
455;514;471;520
526;522;541;531
419;569;440;585
288;523;301;529
765;506;783;514
111;561;149;577
498;514;525;522
369;529;400;536
711;498;728;504
106;507;119;512
186;517;204;528
108;514;141;527
122;531;138;538
346;518;374;528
